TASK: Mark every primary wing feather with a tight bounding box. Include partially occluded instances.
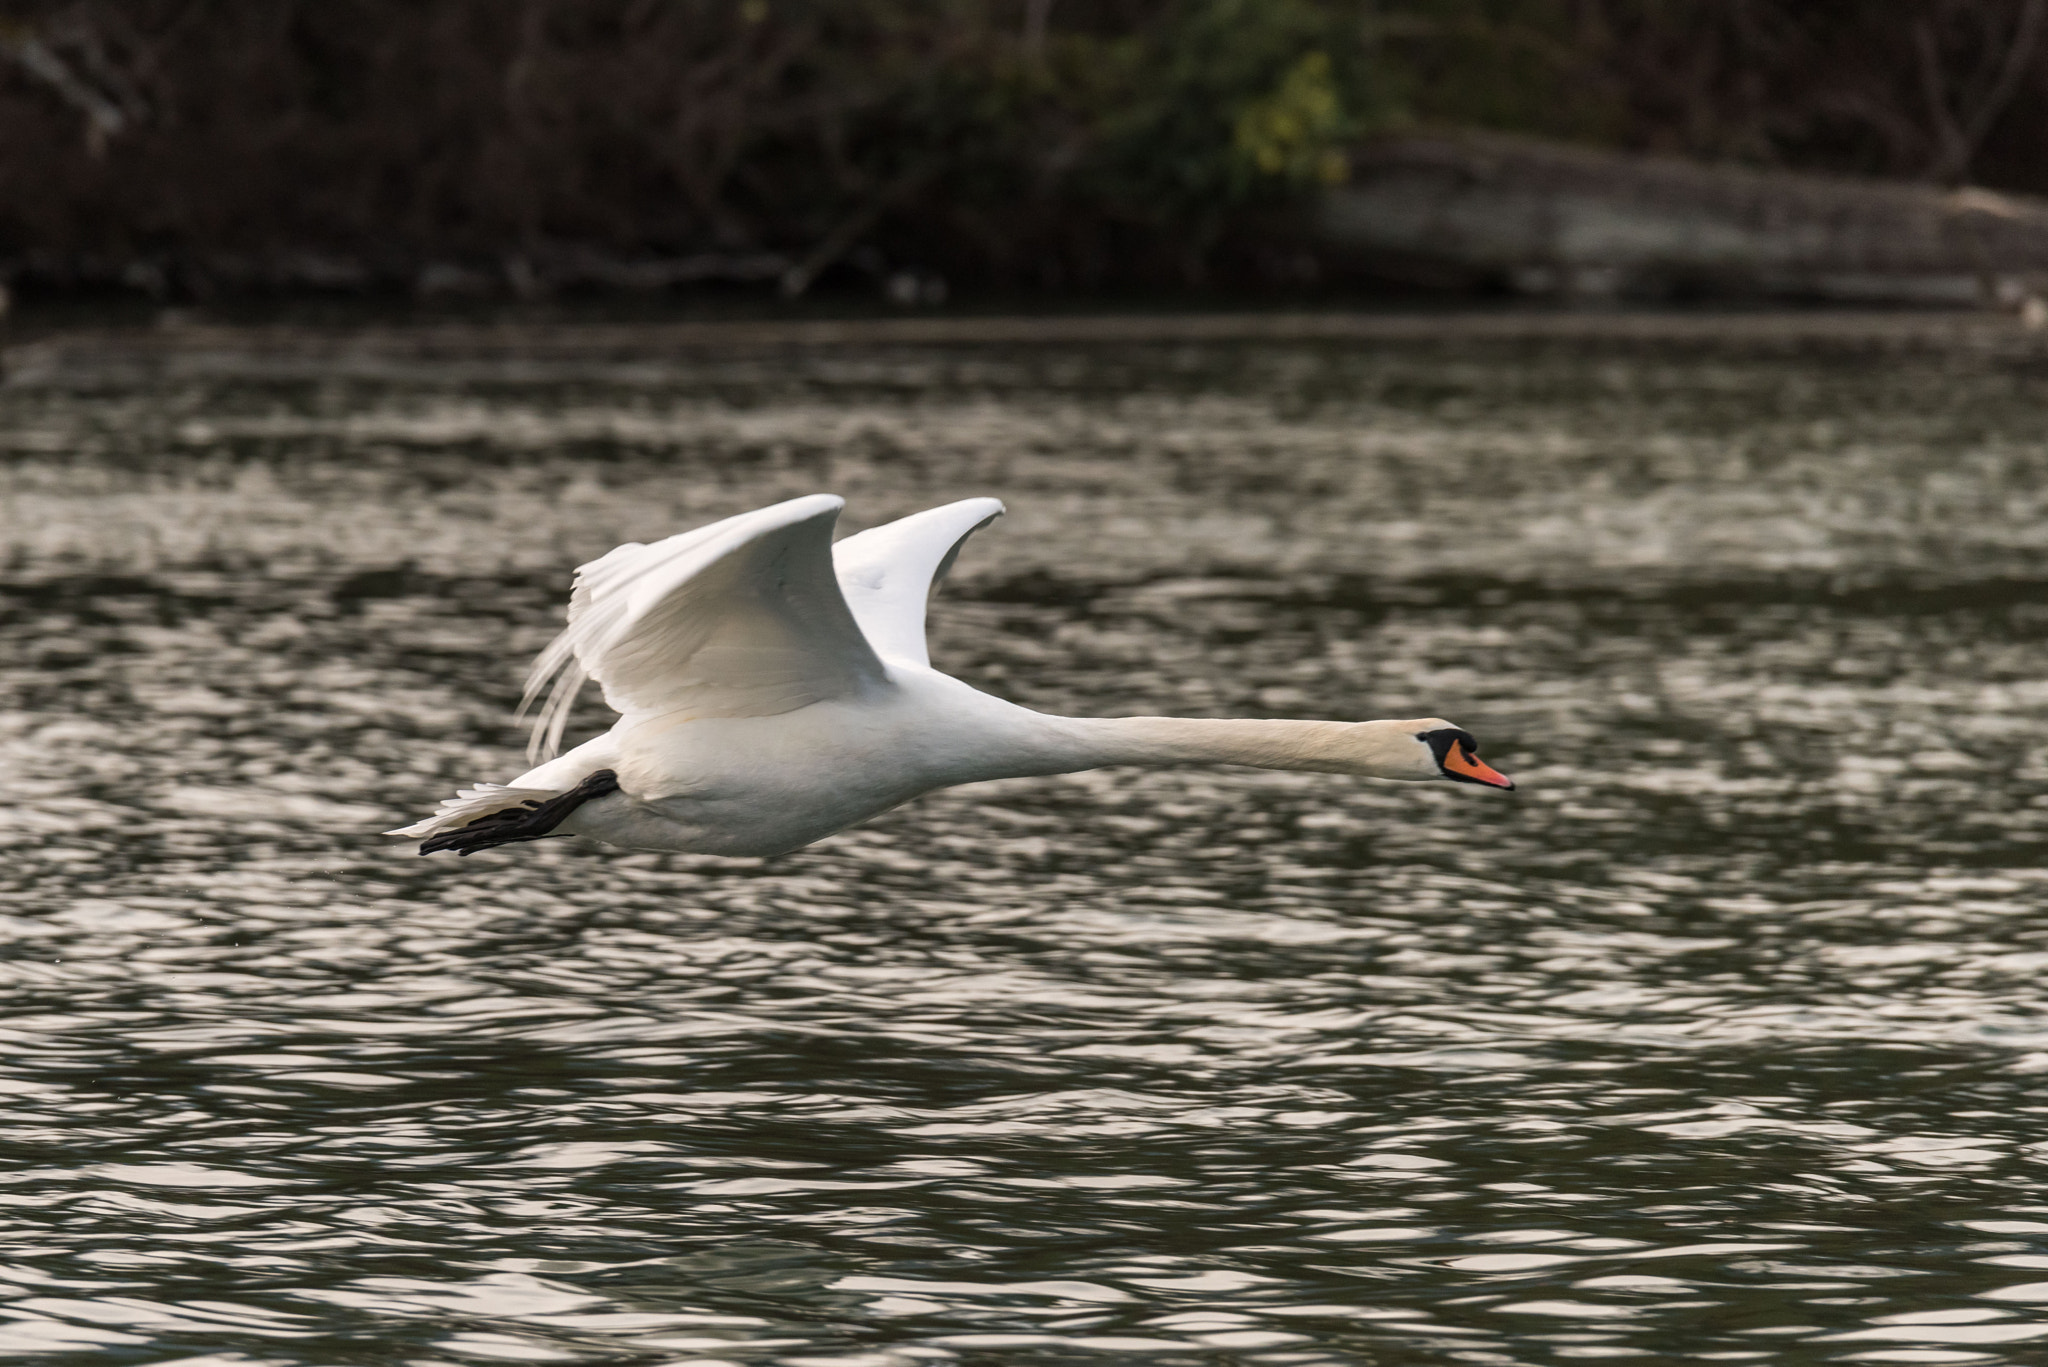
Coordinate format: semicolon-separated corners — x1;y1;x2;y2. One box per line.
831;497;1004;667
520;494;889;759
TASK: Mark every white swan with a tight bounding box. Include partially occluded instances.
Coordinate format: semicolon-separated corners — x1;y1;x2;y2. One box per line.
389;495;1513;856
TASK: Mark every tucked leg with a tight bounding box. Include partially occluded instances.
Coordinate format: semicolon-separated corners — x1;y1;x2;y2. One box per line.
418;770;622;857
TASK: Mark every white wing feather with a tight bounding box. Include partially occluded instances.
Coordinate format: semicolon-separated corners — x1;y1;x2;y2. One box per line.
520;494;888;760
831;498;1004;667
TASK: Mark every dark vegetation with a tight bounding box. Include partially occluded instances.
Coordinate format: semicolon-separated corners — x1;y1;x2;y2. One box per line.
4;0;2047;299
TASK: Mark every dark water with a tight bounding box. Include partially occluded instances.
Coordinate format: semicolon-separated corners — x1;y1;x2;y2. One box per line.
6;326;2048;1365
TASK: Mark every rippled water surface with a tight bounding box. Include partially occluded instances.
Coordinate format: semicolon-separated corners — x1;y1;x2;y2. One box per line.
7;321;2048;1365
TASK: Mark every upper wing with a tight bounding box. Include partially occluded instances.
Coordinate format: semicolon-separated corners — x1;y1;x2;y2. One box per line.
520;494;889;760
831;497;1004;668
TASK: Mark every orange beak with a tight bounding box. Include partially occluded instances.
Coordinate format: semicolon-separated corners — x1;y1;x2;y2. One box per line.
1442;745;1515;790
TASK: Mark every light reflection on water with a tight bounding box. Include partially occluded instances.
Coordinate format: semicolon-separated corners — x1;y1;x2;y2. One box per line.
4;329;2048;1363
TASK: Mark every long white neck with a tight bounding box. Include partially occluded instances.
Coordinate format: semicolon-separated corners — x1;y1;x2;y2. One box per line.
988;712;1443;782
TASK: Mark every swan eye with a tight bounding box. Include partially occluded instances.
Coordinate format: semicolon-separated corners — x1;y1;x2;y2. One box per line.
1426;727;1514;790
1419;727;1477;763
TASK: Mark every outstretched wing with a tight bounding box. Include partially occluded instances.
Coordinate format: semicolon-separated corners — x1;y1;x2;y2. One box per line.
521;494;888;760
831;497;1004;667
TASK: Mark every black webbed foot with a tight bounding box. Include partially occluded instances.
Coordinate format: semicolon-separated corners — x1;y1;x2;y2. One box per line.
419;769;622;856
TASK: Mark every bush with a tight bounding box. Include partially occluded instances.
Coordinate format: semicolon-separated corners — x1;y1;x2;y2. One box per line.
1;0;2044;296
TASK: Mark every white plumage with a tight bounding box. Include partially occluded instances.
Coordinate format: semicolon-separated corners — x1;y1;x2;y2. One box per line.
390;495;1512;857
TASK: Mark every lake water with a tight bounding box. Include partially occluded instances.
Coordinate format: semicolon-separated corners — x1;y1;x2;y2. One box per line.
5;317;2048;1365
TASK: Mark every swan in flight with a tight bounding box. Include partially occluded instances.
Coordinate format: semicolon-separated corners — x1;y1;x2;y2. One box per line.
389;495;1513;856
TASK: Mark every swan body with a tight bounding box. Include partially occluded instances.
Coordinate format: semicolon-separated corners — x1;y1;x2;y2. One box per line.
390;495;1513;856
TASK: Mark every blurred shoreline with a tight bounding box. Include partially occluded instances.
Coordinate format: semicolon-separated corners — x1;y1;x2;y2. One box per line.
9;306;2048;390
17;131;2048;316
10;3;2048;309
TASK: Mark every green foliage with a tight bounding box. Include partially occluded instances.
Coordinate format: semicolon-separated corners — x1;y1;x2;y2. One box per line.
849;0;1390;279
1234;51;1352;186
6;0;2043;294
1035;0;1378;211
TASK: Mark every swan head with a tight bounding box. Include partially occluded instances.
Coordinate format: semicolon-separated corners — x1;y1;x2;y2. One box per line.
1385;719;1515;789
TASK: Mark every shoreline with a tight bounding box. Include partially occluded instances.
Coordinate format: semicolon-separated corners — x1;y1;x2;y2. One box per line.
8;307;2048;386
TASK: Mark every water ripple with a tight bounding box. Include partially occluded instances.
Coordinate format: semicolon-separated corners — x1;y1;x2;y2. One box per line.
3;332;2048;1362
